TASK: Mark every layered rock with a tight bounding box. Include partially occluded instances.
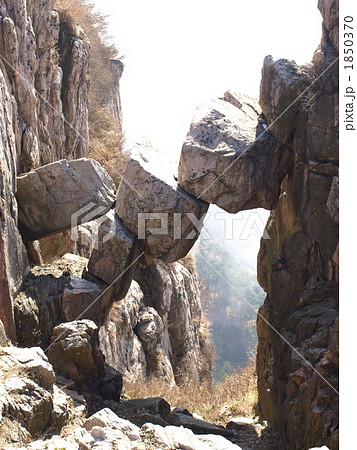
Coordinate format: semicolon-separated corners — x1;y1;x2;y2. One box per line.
116;142;209;262
99;260;207;386
178;92;292;213
86;210;141;304
0;0;90;339
16;158;116;241
256;1;339;448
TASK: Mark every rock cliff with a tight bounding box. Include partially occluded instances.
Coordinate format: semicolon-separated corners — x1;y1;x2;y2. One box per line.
256;1;339;448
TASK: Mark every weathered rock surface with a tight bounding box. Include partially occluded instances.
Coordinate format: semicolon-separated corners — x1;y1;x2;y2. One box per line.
178;93;292;213
259;57;312;143
99;281;147;382
0;346;80;437
17;158;116;241
61;276;103;322
116;142;209;262
256;2;339;448
86;210;141;303
100;260;208;385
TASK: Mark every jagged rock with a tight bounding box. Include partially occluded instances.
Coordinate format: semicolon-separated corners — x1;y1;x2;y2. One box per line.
86;210;140;303
166;412;234;438
37;230;76;264
84;408;141;442
256;4;339;448
141;423;242;450
16;158;116;241
61;276;103;322
136;307;175;383
178;93;292;213
124;397;171;420
0;319;9;346
47;320;101;389
226;417;257;430
318;0;339;52
259;57;312;143
14;273;67;348
99;281;147;382
0;347;60;436
135;260;205;385
0;63;29;341
116;142;208;262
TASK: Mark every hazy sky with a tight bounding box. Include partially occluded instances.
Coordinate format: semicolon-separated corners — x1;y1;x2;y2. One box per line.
92;0;323;267
93;0;322;156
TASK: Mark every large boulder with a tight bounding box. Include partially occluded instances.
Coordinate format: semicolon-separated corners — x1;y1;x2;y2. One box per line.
116;143;208;262
16;158;116;241
178;92;292;213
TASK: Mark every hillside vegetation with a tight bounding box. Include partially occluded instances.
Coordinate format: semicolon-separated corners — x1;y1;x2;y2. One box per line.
195;238;265;380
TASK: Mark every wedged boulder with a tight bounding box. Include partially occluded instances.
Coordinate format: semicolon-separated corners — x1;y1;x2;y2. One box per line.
86;210;141;302
178;93;292;213
116;143;209;262
16;158;116;241
61;276;103;322
259;56;312;143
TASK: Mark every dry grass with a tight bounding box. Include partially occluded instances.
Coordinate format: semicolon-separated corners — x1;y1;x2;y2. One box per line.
123;357;258;426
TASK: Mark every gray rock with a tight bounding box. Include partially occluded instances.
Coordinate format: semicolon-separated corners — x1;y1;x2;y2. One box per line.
327;175;339;223
61;276;103;322
166;412;234;438
123;397;171;420
99;280;147;382
178;93;291;213
16;158;116;241
0;347;56;436
226;417;257;430
87;210;141;302
259;56;312;143
116;142;208;262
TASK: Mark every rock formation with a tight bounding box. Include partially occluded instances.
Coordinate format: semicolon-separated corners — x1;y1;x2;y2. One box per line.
116;142;209;262
178;92;292;213
255;2;339;448
99;259;209;386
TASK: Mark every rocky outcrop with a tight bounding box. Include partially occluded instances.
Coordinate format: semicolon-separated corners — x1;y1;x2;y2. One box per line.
116;142;209;262
178;92;292;213
0;0;90;339
106;59;124;129
16;158;116;241
256;2;339;448
99;259;207;386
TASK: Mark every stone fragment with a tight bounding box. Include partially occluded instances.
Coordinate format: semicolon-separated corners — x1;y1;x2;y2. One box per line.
16;158;116;241
259;56;312;143
327;175;339;223
116;142;208;262
178;93;291;213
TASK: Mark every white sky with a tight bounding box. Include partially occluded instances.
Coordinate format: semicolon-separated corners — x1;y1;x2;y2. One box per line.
93;0;322;156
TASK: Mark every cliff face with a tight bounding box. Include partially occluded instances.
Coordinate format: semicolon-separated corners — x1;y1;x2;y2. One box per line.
256;1;339;448
0;0;90;338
